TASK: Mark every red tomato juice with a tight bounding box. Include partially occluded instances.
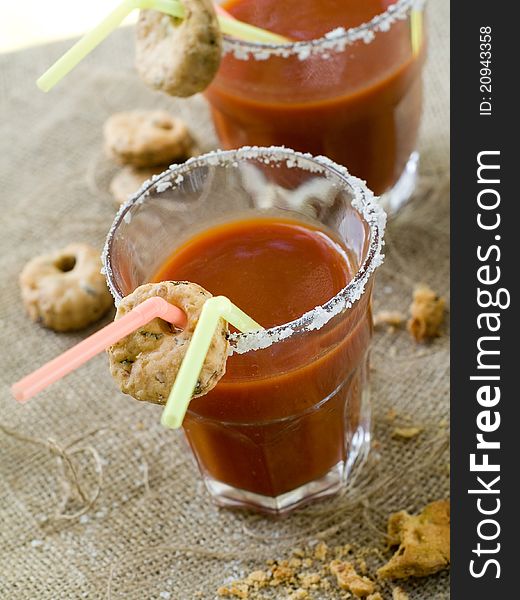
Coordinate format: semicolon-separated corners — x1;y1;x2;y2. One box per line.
153;217;373;502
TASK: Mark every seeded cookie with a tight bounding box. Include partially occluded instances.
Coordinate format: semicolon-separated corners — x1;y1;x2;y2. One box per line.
107;281;228;404
104;110;195;168
20;244;113;332
136;0;222;97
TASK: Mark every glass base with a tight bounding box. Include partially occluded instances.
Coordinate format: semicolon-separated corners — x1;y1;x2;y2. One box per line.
379;151;420;216
203;426;371;516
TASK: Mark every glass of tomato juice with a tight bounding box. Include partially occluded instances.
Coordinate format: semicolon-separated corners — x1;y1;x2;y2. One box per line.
206;0;427;213
103;147;386;514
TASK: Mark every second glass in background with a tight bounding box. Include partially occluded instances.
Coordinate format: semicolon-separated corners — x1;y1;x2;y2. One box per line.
206;0;427;213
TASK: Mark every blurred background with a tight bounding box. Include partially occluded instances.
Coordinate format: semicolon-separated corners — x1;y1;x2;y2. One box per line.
0;0;136;53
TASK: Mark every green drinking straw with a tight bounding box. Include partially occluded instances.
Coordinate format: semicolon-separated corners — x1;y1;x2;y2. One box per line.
161;296;262;430
37;0;290;92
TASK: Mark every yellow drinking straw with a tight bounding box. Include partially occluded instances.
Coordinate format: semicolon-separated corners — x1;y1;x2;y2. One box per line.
161;296;263;429
410;9;423;57
161;296;262;430
37;0;290;92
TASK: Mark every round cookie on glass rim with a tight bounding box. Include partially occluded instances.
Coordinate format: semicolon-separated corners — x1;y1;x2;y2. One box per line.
107;281;229;404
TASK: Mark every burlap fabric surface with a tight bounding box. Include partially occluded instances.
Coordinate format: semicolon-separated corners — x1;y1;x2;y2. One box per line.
0;1;449;598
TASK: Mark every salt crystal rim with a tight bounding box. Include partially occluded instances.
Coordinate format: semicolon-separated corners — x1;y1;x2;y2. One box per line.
102;146;386;355
221;0;425;60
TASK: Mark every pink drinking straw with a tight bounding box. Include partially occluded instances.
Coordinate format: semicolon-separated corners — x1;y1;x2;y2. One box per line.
11;297;187;404
215;5;234;18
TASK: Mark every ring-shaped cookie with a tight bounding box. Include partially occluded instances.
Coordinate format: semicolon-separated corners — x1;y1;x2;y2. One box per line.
136;0;222;98
104;110;195;168
20;243;113;332
107;281;229;404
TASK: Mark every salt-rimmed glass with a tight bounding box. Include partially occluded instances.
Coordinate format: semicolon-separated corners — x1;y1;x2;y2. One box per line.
206;0;427;213
103;147;386;514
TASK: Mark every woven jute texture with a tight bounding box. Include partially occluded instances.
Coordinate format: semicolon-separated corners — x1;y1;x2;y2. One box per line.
0;1;449;598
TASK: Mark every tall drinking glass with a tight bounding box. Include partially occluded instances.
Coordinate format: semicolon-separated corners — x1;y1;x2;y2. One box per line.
103;147;385;514
206;0;427;213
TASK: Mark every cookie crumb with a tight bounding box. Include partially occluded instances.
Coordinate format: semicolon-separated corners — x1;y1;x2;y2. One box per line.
288;590;309;600
407;284;446;342
392;426;423;440
217;583;249;598
314;542;328;561
298;572;321;589
217;542;383;599
333;544;353;559
392;587;409;600
330;561;376;597
374;310;405;331
385;409;398;422
378;499;450;580
271;561;295;585
356;558;368;574
246;571;268;587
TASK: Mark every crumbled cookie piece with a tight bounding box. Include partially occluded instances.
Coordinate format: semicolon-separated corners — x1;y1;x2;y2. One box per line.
377;500;450;580
298;572;321;589
374;310;405;331
330;561;376;597
288;590;309;600
407;284;446;342
245;571;268;588
270;561;295;586
356;558;368;575
217;543;384;599
392;587;409;600
333;544;353;559
314;542;328;561
216;583;249;598
392;427;423;440
217;569;269;599
320;578;332;591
